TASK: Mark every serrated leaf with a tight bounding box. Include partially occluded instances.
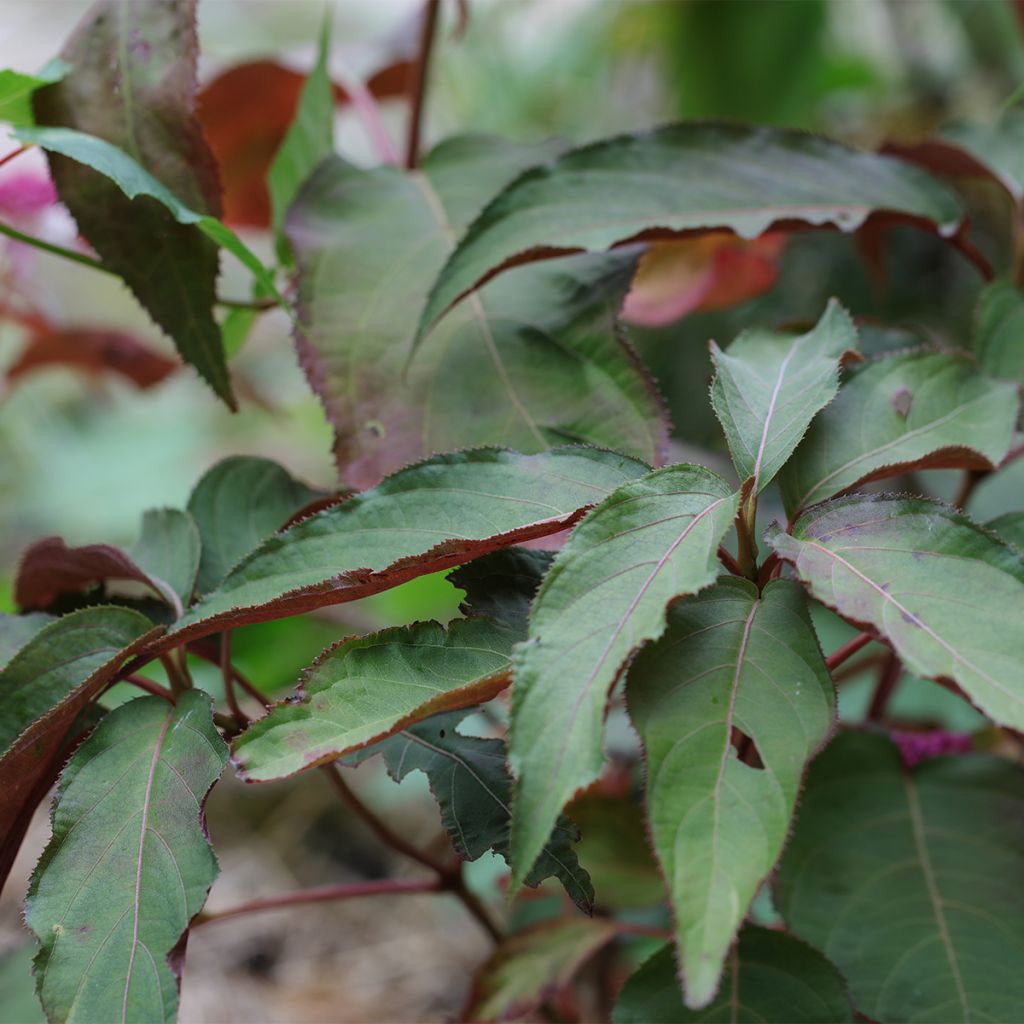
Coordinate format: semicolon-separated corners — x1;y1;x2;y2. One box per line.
164;447;647;650
26;691;228;1024
129;509;201;611
567;794;664;910
416;123;963;340
233;617;517;782
448;548;553;633
0;607;159;890
466;918;617;1023
989;511;1024;552
509;464;738;890
0;60;66;126
710;299;858;494
974;280;1024;388
363;711;594;910
268;17;333;264
187;455;323;596
775;731;1024;1023
626;577;834;1008
770;494;1024;730
30;0;232;406
0;611;53;670
612;928;853;1024
780;350;1019;515
288;138;666;487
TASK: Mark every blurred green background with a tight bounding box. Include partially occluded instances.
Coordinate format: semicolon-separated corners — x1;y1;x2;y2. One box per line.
1;1;1021;1021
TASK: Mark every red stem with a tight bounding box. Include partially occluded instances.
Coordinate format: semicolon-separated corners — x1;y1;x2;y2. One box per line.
717;545;742;576
220;632;249;727
826;631;873;672
192;877;441;927
867;652;902;721
404;0;441;169
123;674;174;702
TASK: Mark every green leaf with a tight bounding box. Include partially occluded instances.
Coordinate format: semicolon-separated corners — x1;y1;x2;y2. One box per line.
268;17;334;264
770;494;1024;730
416;123;963;341
186;456;322;596
626;577;834;1008
780;350;1020;515
0;606;154;757
0;59;66;126
973;280;1024;388
466;918;617;1023
989;511;1024;552
233;617;517;782
18;126;285;324
775;731;1024;1023
0;611;53;670
288;138;666;487
613;928;854;1024
361;711;594;909
167;447;647;649
509;464;738;891
448;548;554;634
567;794;664;910
30;0;233;406
26;691;228;1024
129;509;201;611
0;608;160;888
710;299;858;494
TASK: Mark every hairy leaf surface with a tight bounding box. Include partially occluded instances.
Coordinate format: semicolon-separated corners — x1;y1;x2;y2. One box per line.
974;280;1024;388
613;928;853;1024
775;731;1024;1023
627;578;834;1008
361;711;593;909
417;123;962;339
234;617;516;781
26;691;228;1024
509;464;738;890
448;548;553;633
288;138;665;486
129;509;201;610
710;299;857;494
770;495;1024;729
31;0;231;404
781;350;1019;515
466;918;617;1023
0;612;54;670
167;447;646;648
187;456;322;595
989;511;1024;552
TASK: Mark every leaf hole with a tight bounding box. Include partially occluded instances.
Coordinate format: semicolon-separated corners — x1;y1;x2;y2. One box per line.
729;727;764;770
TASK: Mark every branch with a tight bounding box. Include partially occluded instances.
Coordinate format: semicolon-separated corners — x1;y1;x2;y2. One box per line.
404;0;441;169
123;674;174;702
192;877;441;927
826;631;873;672
867;651;902;721
220;632;249;727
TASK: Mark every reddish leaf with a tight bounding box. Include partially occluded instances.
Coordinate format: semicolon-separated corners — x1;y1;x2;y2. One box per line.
623;232;786;327
6;324;176;389
198;59;409;228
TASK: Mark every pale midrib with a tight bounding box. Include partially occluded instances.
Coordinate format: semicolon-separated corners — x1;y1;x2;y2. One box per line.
411;172;547;449
699;600;759;960
122;708;173;1023
902;774;971;1022
751;343;802;490
802;539;1016;705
